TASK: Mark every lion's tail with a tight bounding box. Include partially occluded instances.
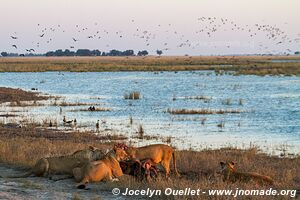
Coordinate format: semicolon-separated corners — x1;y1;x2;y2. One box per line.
172;151;180;177
1;171;32;178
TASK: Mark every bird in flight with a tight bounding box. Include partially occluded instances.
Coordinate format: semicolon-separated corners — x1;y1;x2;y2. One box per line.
12;45;17;49
39;33;45;37
72;37;79;42
11;36;18;39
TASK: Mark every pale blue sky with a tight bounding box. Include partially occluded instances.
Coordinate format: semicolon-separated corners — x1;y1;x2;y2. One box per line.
1;0;299;55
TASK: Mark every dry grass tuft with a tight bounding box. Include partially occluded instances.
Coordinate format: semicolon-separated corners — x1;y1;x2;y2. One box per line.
0;125;126;167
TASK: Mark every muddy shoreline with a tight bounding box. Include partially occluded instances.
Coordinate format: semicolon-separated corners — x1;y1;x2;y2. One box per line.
0;87;49;104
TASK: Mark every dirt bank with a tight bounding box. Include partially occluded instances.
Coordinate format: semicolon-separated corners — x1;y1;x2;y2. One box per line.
0;87;48;104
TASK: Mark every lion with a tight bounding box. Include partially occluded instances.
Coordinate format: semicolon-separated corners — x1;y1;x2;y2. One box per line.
219;161;274;185
1;146;105;179
73;147;128;189
124;144;179;177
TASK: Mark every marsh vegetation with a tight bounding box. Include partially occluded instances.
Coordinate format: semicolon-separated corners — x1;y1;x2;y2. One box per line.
0;56;299;75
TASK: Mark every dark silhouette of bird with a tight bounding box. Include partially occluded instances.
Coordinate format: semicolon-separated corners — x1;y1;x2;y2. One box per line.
11;36;18;39
39;33;45;37
63;116;73;124
72;38;78;42
96;120;100;130
12;45;17;49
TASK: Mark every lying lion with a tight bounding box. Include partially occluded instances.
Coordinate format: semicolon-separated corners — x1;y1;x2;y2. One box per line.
1;146;105;179
219;161;274;185
123;144;180;177
73;147;128;189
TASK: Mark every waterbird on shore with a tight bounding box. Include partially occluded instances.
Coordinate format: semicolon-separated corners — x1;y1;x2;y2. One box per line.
63;116;73;124
96;120;100;130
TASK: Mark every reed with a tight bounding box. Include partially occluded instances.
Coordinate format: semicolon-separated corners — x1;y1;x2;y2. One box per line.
124;91;141;100
167;108;245;115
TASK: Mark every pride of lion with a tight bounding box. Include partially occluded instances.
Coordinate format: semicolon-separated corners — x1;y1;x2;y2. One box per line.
0;143;275;189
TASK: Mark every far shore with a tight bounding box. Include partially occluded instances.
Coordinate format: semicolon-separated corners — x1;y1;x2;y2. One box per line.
0;55;299;75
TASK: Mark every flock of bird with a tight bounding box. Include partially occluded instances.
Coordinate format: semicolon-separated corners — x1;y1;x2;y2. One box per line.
60;113;105;132
9;17;299;55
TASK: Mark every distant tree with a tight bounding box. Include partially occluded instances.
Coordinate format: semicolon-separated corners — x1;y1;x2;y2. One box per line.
109;49;122;56
8;53;19;57
45;51;55;56
54;49;64;56
64;49;75;56
295;51;300;55
122;50;135;56
156;50;163;56
137;50;148;56
91;50;101;56
76;49;92;56
1;52;8;57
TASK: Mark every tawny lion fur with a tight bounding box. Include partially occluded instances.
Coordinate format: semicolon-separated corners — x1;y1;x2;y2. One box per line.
125;144;180;177
73;147;128;189
219;161;274;185
1;146;105;178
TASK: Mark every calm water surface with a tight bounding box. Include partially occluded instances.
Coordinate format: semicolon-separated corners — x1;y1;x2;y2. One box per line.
0;71;299;155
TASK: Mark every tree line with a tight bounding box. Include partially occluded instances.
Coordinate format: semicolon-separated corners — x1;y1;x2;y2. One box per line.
0;49;161;57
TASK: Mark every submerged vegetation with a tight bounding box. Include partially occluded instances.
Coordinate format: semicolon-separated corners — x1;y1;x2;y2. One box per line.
0;56;299;76
124;91;141;100
167;108;246;115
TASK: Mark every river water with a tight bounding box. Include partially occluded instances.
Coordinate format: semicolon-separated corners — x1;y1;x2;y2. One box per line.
0;71;299;155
